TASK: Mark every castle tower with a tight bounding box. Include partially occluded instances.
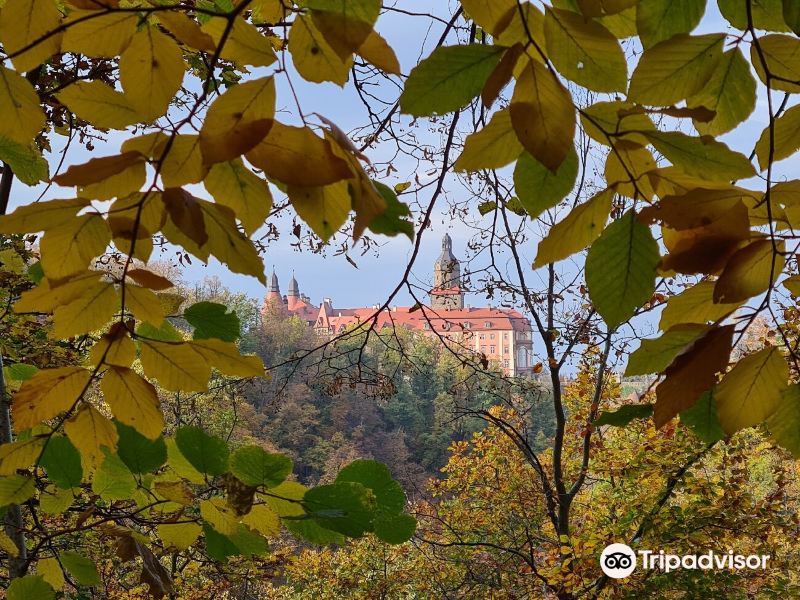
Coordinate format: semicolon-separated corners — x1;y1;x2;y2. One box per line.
264;268;283;305
287;273;299;310
431;233;464;310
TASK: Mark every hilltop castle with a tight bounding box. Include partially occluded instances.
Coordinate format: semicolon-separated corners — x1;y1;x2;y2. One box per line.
262;234;535;377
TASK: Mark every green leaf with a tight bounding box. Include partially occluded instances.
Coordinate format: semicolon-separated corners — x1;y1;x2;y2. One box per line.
628;33;724;105
594;404;654;427
61;551;100;586
0;136;49;185
636;0;706;48
304;481;376;537
335;459;405;514
284;517;346;545
586;210;659;328
27;260;44;284
642;130;756;181
453;108;523;171
751;34;800;94
230;445;292;488
767;384;800;457
228;523;268;556
116;421;167;474
136;320;183;342
680;390;726;445
368;182;414;240
625;324;709;376
4;363;38;381
374;512;417;544
202;523;239;561
514;149;578;219
544;8;627;92
718;0;789;31
7;575;55;600
0;474;35;506
399;44;506;117
785;0;800;35
92;450;137;501
184;301;241;342
175;426;229;476
755;103;800;170
689;48;756;136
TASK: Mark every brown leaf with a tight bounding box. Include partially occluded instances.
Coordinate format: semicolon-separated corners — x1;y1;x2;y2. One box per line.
162;188;208;248
713;238;784;303
199;118;272;166
54;152;143;187
126;269;174;291
65;0;119;8
482;44;523;109
654;324;734;427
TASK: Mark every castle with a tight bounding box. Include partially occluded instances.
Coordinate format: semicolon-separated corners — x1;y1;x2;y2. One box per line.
262;234;535;377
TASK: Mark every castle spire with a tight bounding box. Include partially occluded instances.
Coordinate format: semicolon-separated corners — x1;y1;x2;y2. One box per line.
432;233;464;310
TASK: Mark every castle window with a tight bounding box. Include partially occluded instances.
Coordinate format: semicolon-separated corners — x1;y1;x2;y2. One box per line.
479;333;485;340
503;359;509;368
463;321;471;329
423;322;430;329
484;321;492;328
490;345;496;354
490;333;495;340
503;346;509;354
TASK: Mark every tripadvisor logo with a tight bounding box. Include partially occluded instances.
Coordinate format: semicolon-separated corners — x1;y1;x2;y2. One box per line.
600;543;770;579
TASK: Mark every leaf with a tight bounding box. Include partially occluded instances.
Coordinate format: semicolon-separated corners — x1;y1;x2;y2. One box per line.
786;0;800;35
200;497;239;535
12;367;91;430
713;239;784;304
190;338;265;378
264;480;307;517
580;100;655;146
175;426;229;476
39;436;83;489
158;522;202;551
288;180;351;243
0;199;89;235
335;459;405;514
62;11;137;57
102;367;164;440
628;33;724;105
204;160;272;234
7;576;54;600
374;513;417;544
64;405;119;470
241;504;280;538
304;481;376;537
202;523;239;561
4;363;37;382
481;44;524;109
594;403;654;426
50;279;117;339
659;281;741;331
92;449;137;500
0;0;60;72
39;214;111;279
625;324;710;376
453;108;523;171
61;551;100;586
284;517;345;545
514;149;578;219
158;12;215;51
55;152;143;187
544;8;627;92
126;269;174;291
38;557;65;592
246;122;353;187
357;31;401;75
165;439;204;484
689;48;756;136
139;340;210;392
642;131;756;181
58;80;140;131
185;302;241;342
460;0;517;35
230;446;292;488
604;141;656;199
636;0;706;48
534;188;613;267
203;16;277;68
510;60;575;172
0;137;49;185
755;104;800;170
153;479;194;505
157;135;205;188
0;437;44;476
0;474;35;506
288;14;352;85
126;284;166;325
654;324;734;427
40;486;74;514
197;201;267;284
718;0;789;31
680;390;726;445
367;181;414;239
400;44;506;117
767;384;800;457
0;66;45;145
715;346;788;434
752;34;800;94
120;26;185;121
586;210;659;328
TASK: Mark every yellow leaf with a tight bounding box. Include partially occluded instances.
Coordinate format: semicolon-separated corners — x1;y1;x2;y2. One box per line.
242;504;280;537
0;198;89;234
62;10;137;57
199;76;275;165
0;66;45;144
125;284;165;325
246;121;354;186
156;134;206;187
39;485;74;514
0;0;62;72
357;30;401;75
755;104;800;170
0;531;18;557
153;479;194;505
252;0;285;22
11;367;91;430
39;213;111;278
50;280;117;339
460;0;516;35
199;201;267;284
64;405;119;470
122;132;170;158
716;347;788;434
784;275;800;296
108;192;165;261
0;438;45;475
158;522;201;551
288;14;352;85
288;180;351;243
57;81;140;130
659;281;742;330
15;271;102;314
38;557;65;591
510;60;575;172
205;160;272;234
54;152;144;187
453;108;524;171
158;11;215;51
200;498;239;535
263;481;306;517
689;48;756;136
604;141;656;199
79;160;145;201
534;188;612;267
139;340;210;392
752;34;800;94
120;26;185;121
101;367;164;439
190;338;265;378
714;239;785;304
89;326;137;367
580;100;655;147
203;16;277;67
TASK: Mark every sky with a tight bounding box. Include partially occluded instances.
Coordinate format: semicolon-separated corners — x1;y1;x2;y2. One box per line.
9;1;800;317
